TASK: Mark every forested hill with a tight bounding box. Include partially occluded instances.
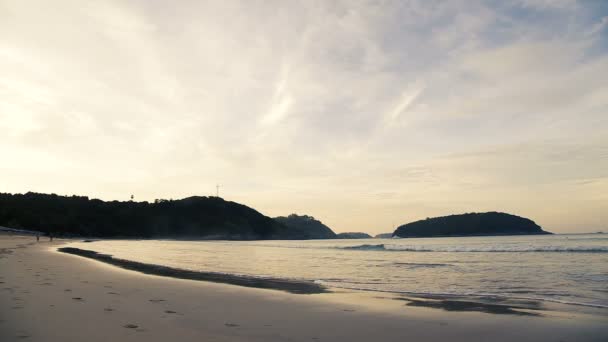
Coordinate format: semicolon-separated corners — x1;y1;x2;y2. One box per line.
0;192;291;239
336;232;372;239
273;214;337;239
393;212;551;238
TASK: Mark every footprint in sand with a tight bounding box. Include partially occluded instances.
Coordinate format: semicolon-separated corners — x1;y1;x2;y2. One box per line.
225;323;240;328
164;310;177;314
343;309;356;312
104;308;114;312
149;299;166;303
124;324;138;329
12;306;23;309
16;334;29;339
64;289;72;292
72;297;84;301
107;292;120;295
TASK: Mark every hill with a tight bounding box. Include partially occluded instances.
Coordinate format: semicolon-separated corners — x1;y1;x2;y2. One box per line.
393;212;551;238
374;233;393;238
0;192;292;240
336;232;372;239
273;214;337;239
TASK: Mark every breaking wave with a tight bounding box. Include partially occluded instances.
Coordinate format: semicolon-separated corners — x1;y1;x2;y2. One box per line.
341;244;387;251
338;244;608;253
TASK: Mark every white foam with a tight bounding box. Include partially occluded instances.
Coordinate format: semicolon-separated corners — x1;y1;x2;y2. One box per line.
338;244;608;253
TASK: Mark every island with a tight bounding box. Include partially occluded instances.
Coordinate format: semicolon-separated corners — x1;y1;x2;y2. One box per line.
374;233;393;238
336;232;372;239
393;212;551;238
273;214;337;239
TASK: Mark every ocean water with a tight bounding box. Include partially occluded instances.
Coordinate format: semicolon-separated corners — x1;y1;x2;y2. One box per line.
67;234;608;310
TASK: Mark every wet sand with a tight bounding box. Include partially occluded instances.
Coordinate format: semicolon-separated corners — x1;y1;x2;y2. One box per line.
58;247;326;294
1;234;606;341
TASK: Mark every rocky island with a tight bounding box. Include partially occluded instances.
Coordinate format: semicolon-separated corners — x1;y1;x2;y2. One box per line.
374;233;393;238
393;212;551;238
336;232;372;239
273;214;337;239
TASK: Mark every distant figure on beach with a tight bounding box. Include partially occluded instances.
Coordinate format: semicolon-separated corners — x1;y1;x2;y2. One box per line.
36;234;39;242
49;234;53;242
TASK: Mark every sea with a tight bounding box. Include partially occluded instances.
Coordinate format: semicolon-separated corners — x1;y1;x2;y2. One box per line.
66;234;608;311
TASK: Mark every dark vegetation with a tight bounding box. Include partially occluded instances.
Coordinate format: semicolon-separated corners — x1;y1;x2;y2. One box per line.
374;233;393;238
273;214;337;239
0;192;292;239
393;212;551;238
0;193;549;240
335;232;373;239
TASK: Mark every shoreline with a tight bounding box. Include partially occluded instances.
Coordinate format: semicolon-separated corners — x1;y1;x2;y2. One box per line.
58;247;326;294
2;234;607;341
56;246;607;315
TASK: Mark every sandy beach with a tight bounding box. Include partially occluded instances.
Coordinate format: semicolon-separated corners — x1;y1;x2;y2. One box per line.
1;234;606;342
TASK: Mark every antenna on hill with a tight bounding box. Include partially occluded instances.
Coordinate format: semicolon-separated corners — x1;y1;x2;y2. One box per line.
216;184;221;198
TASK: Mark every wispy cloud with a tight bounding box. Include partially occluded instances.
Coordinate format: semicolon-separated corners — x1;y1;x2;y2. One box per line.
384;82;425;124
1;0;607;233
586;15;608;37
260;67;293;126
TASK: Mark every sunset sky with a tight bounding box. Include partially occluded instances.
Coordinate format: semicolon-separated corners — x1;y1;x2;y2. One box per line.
1;0;607;234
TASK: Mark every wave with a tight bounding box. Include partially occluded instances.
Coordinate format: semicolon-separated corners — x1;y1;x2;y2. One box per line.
341;244;386;251
392;262;452;268
338;244;608;253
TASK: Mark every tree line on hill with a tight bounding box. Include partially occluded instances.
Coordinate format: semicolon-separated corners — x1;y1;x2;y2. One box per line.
0;192;286;239
0;192;548;239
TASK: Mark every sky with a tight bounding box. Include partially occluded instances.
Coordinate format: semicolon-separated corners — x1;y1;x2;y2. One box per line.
1;0;607;234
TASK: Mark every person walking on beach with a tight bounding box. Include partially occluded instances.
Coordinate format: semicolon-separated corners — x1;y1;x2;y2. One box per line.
36;234;39;242
49;233;53;242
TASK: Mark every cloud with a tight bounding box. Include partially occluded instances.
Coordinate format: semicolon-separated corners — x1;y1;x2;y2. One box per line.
260;67;293;126
0;0;607;233
586;15;608;37
384;82;425;124
512;0;577;10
